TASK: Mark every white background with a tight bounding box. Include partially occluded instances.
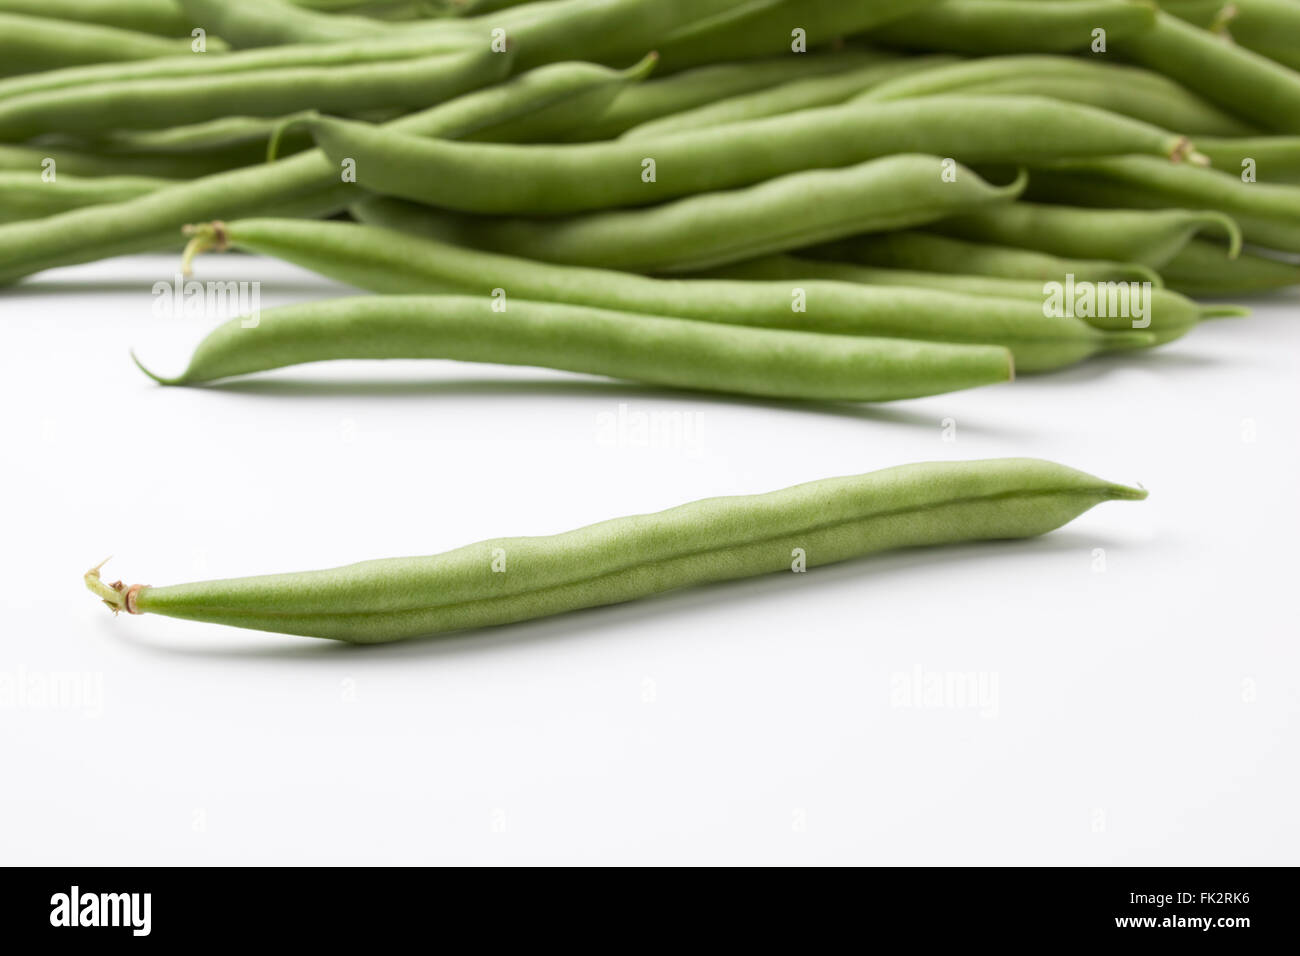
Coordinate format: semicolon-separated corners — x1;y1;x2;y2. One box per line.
3;253;1296;865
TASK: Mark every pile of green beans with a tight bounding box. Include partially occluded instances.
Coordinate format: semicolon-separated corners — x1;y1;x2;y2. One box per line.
85;459;1146;643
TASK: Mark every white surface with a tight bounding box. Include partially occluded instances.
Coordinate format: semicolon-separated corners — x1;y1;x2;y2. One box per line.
2;253;1296;865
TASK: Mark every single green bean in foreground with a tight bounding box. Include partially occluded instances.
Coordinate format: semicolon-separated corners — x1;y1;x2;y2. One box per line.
298;95;1203;215
0;57;652;284
1025;156;1300;255
808;232;1165;285
352;156;1027;273
184;216;1143;372
866;0;1157;54
135;294;1014;399
0;13;205;78
926;202;1242;268
84;458;1146;643
706;254;1244;346
0;172;171;224
1160;239;1300;296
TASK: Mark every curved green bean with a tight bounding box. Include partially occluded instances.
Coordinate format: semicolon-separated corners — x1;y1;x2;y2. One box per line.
1160;239;1300;296
353;156;1027;272
807;232;1165;285
1159;0;1300;72
927;202;1242;268
134;294;1014;399
0;13;207;78
299;95;1203;215
85;458;1145;643
0;172;171;224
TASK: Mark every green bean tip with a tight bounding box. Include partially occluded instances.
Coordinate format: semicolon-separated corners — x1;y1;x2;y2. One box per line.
131;350;179;386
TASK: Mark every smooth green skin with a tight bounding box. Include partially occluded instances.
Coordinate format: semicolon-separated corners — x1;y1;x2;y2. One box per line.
1125;10;1300;133
1196;137;1300;186
89;459;1146;644
137;294;1014;400
0;0;191;36
808;232;1165;286
858;55;1258;138
0;143;255;179
176;0;392;46
0;57;656;284
867;0;1158;54
709;254;1243;345
927;202;1243;268
303;95;1192;215
0;13;203;78
1160;239;1300;295
619;55;956;141
0;172;171;224
1025;156;1300;255
565;51;903;143
353;156;1029;273
0;46;510;141
651;0;934;72
187;216;1140;372
1159;0;1300;72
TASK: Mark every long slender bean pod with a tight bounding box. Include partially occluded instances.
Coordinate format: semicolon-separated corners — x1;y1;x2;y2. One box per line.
84;459;1146;644
134;294;1015;399
1158;0;1300;72
927;202;1242;268
177;0;392;46
1160;239;1300;296
1195;136;1300;186
0;0;191;36
352;156;1027;272
298;95;1203;215
0;143;255;179
0;13;208;78
1025;156;1300;255
183;217;1146;371
0;172;171;224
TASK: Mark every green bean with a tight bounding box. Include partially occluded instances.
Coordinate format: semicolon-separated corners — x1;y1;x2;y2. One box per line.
299;95;1203;216
0;58;653;284
0;45;510;141
353;156;1027;273
619;55;957;141
0;143;256;179
0;0;190;36
84;458;1146;644
807;232;1165;285
0;171;171;224
176;0;392;46
563;51;900;143
1159;0;1300;72
866;0;1157;54
857;55;1258;138
652;0;936;71
184;216;1147;371
1024;156;1300;254
1126;9;1300;133
134;294;1014;399
1195;136;1300;185
927;202;1242;268
0;13;209;77
1160;239;1300;296
707;254;1243;345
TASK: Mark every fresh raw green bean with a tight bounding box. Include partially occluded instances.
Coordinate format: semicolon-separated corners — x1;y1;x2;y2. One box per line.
866;0;1157;54
1025;156;1300;254
807;232;1165;285
857;55;1258;138
620;55;957;141
352;156;1027;272
1160;239;1300;296
0;143;257;179
706;254;1243;345
0;13;208;77
565;51;901;143
1195;136;1300;185
83;458;1146;644
0;172;171;224
0;0;190;36
133;294;1015;399
183;216;1145;371
178;0;393;46
927;202;1242;268
0;58;645;283
1158;0;1300;72
651;0;936;71
1125;9;1300;133
0;46;511;141
299;95;1203;215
